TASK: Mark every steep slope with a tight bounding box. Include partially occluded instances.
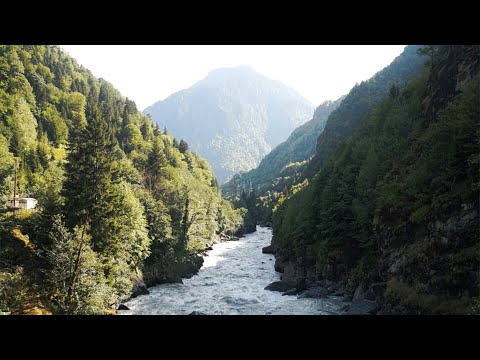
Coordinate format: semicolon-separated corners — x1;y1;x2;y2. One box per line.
222;96;344;200
144;66;315;184
304;45;425;179
271;45;480;314
0;45;243;314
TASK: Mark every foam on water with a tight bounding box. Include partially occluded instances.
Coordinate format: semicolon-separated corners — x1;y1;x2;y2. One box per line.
121;227;343;315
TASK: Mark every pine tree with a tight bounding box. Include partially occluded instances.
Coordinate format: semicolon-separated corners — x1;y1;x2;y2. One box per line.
146;137;168;197
62;108;120;252
178;139;189;153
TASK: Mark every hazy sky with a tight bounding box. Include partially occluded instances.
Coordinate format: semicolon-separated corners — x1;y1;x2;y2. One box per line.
61;45;406;110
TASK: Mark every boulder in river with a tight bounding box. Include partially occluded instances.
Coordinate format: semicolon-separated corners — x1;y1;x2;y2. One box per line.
189;311;207;315
264;280;296;292
117;304;130;311
282;288;298;296
346;299;378;315
205;246;213;251
131;281;149;298
262;245;274;254
298;286;332;299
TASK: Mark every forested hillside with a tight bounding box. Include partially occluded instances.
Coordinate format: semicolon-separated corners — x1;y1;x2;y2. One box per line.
222;96;344;204
0;45;243;314
271;45;479;314
304;45;425;179
144;66;315;184
223;45;425;227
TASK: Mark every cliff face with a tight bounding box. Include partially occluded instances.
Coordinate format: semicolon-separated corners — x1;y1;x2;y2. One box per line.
423;45;480;125
270;45;480;314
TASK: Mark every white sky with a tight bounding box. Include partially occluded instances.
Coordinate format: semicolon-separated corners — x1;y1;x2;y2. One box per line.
61;45;406;111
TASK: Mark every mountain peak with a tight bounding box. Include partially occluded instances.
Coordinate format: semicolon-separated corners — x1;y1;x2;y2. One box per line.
195;66;265;88
144;66;315;184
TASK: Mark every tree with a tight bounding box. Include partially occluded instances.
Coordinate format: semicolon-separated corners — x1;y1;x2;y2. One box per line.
416;45;436;69
62;108;120;253
45;215;114;314
145;137;168;197
11;97;37;156
178;139;189;153
31;161;65;249
122;123;143;154
390;84;400;98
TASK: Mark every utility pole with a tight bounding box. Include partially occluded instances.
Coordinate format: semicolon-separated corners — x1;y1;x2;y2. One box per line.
13;158;18;209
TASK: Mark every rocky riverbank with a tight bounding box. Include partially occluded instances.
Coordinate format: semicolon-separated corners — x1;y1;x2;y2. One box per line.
264;275;382;315
264;198;479;315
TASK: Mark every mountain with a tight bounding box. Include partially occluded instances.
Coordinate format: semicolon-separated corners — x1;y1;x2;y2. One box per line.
271;45;479;314
144;66;315;184
222;95;344;200
0;45;243;314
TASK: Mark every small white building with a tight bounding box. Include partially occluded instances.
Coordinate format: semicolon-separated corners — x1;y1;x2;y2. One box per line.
6;197;38;211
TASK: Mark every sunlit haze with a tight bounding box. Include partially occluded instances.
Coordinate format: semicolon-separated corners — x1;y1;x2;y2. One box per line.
61;45;406;110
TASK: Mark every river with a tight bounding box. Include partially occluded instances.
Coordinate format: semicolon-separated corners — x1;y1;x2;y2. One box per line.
121;226;343;315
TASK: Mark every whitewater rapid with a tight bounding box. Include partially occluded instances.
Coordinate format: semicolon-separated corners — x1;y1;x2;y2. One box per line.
121;226;343;315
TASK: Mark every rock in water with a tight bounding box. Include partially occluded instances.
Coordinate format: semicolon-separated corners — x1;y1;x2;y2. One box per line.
298;287;332;299
117;304;130;311
131;282;149;298
282;288;298;296
189;311;207;315
347;299;378;315
264;281;296;292
262;245;274;254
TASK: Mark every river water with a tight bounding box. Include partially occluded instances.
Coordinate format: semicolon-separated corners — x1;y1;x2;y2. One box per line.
121;226;343;315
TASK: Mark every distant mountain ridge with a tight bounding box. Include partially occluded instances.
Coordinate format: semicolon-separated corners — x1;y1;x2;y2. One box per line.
144;66;315;184
222;95;345;200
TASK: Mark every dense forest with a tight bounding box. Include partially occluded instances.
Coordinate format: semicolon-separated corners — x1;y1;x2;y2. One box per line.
270;45;479;314
144;66;314;184
0;45;244;314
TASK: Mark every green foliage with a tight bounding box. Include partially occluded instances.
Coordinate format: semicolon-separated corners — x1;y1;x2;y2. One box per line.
0;134;14;179
63;109;120;251
0;45;242;314
385;278;476;315
11;97;37;156
273;71;429;270
304;45;424;179
0;266;30;313
272;45;480;312
178;139;189;154
45;216;114;314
